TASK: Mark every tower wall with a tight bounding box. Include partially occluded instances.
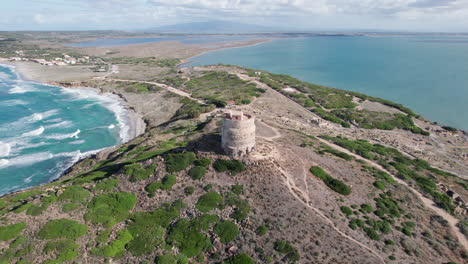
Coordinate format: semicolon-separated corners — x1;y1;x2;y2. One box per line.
221;115;256;158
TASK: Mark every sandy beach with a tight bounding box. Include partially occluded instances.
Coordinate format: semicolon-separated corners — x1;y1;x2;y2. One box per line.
1;62;146;143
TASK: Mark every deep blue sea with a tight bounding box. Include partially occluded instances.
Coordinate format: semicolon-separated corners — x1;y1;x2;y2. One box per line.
186;35;468;130
0;65;129;196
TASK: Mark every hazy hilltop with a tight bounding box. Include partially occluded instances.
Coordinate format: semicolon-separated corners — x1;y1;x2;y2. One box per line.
147;20;278;34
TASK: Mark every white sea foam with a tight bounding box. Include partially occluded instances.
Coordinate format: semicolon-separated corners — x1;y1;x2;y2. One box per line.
45;120;73;129
0;159;9;167
0;72;12;80
69;140;85;145
8;85;38;94
0;152;53;168
0;109;59;134
0;99;27;106
0;142;11;157
21;126;45;137
12;141;49;153
45;129;80;140
44;118;62;123
60;86;132;143
81;102;97;109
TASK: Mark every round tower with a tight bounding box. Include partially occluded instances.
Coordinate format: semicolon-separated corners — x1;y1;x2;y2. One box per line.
221;110;256;158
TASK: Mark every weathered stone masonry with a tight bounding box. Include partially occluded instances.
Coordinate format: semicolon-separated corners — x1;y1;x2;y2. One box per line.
221;110;256;157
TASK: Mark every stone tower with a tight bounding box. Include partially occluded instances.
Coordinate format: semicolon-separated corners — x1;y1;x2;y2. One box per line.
221;110;256;158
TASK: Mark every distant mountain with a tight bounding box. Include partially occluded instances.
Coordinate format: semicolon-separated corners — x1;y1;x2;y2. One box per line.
147;20;278;33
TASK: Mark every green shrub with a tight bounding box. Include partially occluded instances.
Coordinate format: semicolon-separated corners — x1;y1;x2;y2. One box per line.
0;222;26;241
58;186;90;203
224;193;251;221
184;186;195;196
145;182;162;197
125;163;157;182
161;174;177;190
155;254;177;264
188;166;206;180
340;206;353;216
196;192;223;213
62;203;80;212
127;200;184;256
223;254;255;264
166;218;212;257
26;203;49;216
165;152;196;172
373;181;386;190
213;159;245;175
310;166;351;195
256;225;269;236
231;184;244;195
326;178;351;195
214;220;240;244
38;219;87;239
273;240;300;263
363;227;380;240
43;239;79;264
95;178;119;191
9;235;26;249
360;204;374;214
85;192;136;227
309;166;329;180
194;158;212;167
91;229;133;258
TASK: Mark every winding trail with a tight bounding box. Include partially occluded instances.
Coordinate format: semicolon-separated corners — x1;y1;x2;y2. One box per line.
258;122;386;263
316;137;468;251
272;157;386;263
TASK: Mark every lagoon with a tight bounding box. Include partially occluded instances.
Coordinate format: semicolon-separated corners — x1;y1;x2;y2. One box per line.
186;35;468;130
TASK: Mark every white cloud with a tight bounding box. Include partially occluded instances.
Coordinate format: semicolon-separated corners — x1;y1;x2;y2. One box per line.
33;14;46;24
3;0;468;31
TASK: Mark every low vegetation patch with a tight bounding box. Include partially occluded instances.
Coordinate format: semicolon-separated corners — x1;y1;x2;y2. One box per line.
165;152;196;172
85;192;136;227
38;219;87;240
309;166;351;195
94;178;119;191
124;163;157;182
91;229;133;258
273;240;300;263
223;253;255;264
127;200;185;256
166;217;213;257
213;159;245;175
196;192;223;213
0;222;26;241
43;239;80;264
214;220;240;244
188;166;207;180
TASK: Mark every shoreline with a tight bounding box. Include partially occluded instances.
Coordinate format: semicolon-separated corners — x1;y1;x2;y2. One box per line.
178;38;274;67
0;63;146;197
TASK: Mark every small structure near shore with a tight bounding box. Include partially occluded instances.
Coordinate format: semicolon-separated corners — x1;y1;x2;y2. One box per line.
221;110;256;158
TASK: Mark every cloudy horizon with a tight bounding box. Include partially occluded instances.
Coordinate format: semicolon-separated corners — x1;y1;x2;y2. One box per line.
2;0;468;32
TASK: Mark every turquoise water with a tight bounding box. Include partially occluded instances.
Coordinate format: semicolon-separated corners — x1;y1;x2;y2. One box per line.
186;36;468;130
0;65;128;195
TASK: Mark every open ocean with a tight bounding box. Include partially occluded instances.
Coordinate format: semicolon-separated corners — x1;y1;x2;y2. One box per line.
0;65;129;196
186;35;468;130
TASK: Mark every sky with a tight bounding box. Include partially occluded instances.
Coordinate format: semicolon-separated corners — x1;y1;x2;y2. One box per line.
1;0;468;32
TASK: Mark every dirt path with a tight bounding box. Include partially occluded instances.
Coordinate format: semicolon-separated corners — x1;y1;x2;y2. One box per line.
271;157;386;263
317;137;468;251
106;78;204;104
